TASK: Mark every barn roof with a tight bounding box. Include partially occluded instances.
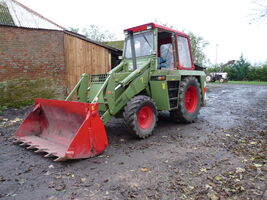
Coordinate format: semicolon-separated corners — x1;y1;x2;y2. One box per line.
0;0;122;54
0;0;63;30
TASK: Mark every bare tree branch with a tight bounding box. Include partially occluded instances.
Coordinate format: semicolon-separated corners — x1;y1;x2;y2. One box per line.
249;0;267;23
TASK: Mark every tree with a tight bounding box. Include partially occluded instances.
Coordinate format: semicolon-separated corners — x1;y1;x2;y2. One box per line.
260;64;267;81
68;27;79;33
68;25;116;42
187;32;209;65
249;63;267;81
230;55;251;80
250;0;267;23
82;25;116;42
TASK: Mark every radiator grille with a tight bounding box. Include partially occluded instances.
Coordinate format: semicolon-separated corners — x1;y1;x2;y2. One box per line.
90;74;109;83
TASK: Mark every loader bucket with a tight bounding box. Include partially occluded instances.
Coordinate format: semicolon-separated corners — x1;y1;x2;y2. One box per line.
12;99;108;161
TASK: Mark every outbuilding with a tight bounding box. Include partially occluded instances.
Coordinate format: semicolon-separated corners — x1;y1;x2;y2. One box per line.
0;0;121;106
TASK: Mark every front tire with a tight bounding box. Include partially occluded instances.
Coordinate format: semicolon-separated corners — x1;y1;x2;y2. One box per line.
123;95;158;139
170;77;202;123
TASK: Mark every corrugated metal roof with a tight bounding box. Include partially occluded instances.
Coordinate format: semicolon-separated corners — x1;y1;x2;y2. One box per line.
0;0;63;30
0;0;122;54
0;0;15;25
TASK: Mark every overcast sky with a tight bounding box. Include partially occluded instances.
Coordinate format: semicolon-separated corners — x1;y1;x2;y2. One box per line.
18;0;267;65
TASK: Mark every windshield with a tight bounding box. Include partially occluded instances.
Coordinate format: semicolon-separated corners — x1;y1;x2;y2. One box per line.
125;31;154;58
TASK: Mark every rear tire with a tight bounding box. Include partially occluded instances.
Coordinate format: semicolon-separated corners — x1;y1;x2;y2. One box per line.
123;95;158;139
170;77;201;123
206;75;212;82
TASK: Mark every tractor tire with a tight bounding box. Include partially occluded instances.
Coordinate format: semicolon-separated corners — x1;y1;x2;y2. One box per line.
123;95;158;139
219;78;225;83
206;75;212;82
170;77;202;123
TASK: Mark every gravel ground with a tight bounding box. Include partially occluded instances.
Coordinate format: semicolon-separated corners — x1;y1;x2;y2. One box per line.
0;84;266;200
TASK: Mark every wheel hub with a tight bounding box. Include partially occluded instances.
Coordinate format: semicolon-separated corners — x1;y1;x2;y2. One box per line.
138;106;153;129
184;86;198;113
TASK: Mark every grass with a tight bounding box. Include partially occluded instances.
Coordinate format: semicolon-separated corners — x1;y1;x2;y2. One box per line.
210;81;267;86
0;105;8;114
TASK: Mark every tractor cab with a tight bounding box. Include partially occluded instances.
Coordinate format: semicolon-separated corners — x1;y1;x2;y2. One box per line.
123;23;194;71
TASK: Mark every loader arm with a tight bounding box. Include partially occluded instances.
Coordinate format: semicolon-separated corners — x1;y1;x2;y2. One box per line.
89;62;126;103
106;60;151;114
93;59;152;124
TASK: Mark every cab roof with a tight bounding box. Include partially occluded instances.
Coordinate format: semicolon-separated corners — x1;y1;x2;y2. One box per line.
124;23;188;37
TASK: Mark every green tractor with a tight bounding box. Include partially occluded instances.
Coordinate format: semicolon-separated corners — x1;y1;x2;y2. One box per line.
13;23;206;161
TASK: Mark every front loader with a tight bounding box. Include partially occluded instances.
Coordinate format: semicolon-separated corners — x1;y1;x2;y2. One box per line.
12;23;206;161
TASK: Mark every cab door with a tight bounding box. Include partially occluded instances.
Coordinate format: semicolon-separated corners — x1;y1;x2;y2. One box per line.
176;35;194;70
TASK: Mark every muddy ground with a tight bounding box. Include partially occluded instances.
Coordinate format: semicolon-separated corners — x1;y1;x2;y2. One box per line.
0;84;266;200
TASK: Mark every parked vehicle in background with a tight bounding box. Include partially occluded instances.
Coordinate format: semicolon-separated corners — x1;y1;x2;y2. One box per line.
206;72;228;83
206;60;235;83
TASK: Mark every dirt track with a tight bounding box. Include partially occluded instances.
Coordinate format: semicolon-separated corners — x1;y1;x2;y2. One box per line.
0;84;266;200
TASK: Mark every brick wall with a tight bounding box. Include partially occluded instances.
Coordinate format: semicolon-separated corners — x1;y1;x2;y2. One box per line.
0;25;67;99
0;26;65;80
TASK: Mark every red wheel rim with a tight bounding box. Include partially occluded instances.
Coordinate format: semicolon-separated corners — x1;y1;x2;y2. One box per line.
184;86;198;113
138;106;153;129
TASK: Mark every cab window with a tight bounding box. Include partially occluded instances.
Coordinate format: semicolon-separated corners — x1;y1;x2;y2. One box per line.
177;36;192;68
160;43;174;69
125;31;154;58
158;31;174;70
